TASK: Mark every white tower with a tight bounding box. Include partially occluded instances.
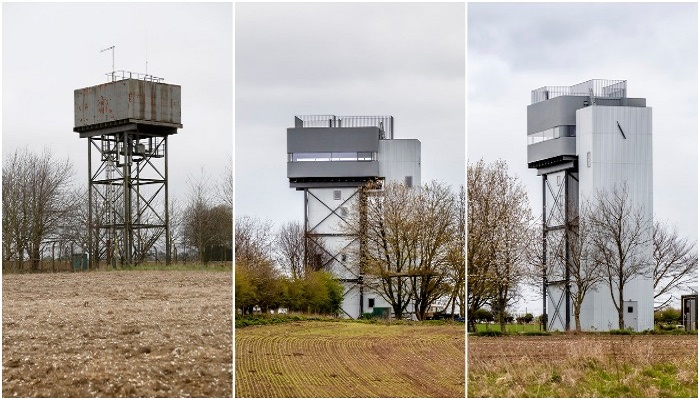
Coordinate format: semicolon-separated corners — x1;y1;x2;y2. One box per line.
527;80;653;331
287;115;421;319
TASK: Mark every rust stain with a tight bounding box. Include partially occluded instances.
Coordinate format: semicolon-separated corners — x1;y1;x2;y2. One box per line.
150;85;157;121
97;96;105;114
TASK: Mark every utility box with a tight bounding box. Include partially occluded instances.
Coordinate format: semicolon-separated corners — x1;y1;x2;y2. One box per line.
681;295;698;331
71;254;88;271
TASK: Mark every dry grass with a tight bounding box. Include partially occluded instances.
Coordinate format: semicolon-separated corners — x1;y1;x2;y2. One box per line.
468;334;698;397
235;321;465;397
2;270;232;397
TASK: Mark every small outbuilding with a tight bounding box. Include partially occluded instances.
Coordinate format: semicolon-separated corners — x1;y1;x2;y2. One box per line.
681;294;697;331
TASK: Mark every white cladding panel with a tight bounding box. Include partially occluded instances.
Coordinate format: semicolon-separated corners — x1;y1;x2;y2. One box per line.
306;187;358;280
378;139;421;186
306;187;358;234
576;106;652;212
547;284;567;331
576;105;653;331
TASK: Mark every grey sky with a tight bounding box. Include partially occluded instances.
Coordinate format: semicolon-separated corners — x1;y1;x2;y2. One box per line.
235;2;465;229
2;2;232;203
468;2;698;313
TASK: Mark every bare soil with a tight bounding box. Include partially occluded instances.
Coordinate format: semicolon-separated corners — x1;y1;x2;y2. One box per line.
235;321;465;397
2;270;232;397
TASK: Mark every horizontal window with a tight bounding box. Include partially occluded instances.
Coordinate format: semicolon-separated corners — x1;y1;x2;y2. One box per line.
289;152;376;162
527;126;576;145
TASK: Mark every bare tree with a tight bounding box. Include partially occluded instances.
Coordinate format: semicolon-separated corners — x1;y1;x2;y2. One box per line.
275;221;305;279
468;159;534;332
167;197;183;263
467;160;498;331
207;204;233;261
181;169;232;263
355;181;416;319
588;184;651;330
342;180;457;320
444;185;465;318
565;203;604;332
653;221;698;309
488;181;534;333
182;171;214;263
217;154;233;209
409;181;456;320
2;148;76;272
235;215;275;269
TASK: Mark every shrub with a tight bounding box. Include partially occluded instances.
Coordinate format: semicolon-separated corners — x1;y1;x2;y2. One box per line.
472;308;494;322
471;330;503;337
609;329;634;335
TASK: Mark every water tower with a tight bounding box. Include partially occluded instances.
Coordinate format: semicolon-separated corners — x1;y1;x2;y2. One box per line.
74;71;182;267
527;79;653;331
287;115;421;318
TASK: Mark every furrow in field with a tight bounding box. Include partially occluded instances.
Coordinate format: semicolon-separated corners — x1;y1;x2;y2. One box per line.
235;322;465;398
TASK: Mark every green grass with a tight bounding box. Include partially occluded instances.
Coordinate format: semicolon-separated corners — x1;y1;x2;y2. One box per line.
474;323;543;333
236;313;466;329
514;360;697;397
468;335;698;397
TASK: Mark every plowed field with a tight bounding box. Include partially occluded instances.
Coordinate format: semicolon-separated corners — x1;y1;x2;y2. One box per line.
2;270;232;397
235;322;466;397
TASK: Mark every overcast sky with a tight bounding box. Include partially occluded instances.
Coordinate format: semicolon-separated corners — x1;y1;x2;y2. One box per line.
468;2;698;313
2;2;232;203
235;2;465;229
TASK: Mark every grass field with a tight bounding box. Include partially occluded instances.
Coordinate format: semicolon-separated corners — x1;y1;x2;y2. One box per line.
468;334;698;397
2;270;232;397
235;321;465;397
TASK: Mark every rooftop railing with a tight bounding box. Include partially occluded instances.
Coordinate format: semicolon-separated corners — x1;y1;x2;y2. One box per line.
294;115;394;139
106;70;165;83
531;79;626;104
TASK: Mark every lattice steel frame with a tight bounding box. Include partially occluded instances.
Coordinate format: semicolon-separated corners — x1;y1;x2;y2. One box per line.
542;169;579;331
303;182;378;319
87;130;171;267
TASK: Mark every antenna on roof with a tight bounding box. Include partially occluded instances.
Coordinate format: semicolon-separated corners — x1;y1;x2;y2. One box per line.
100;45;115;81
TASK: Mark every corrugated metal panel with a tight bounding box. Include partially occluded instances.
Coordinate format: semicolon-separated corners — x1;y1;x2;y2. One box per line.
74;79;181;129
576;105;654;331
378;139;421;186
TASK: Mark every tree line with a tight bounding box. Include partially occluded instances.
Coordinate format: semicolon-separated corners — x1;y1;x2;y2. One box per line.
234;216;343;315
467;159;698;332
235;181;465;320
2;147;233;271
